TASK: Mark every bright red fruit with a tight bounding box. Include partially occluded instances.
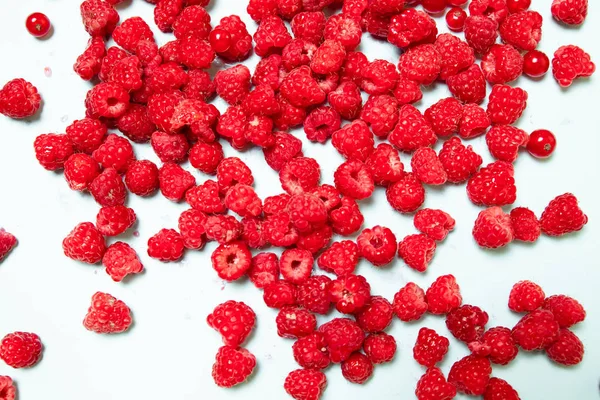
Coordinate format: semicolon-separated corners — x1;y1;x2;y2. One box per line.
26;12;51;37
446;7;467;31
527;129;556;158
523;50;550;77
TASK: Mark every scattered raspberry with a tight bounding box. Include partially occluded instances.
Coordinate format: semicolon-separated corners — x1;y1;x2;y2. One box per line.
398;44;441;86
552;45;595;88
355;296;393;333
356;226;396;267
80;0;119;37
147;90;185;133
318;318;365;363
467;161;516;207
117;105;154;143
415;367;457;400
291;11;326;44
74;37;106;81
448;355;492;396
279;157;321;195
158;163;196;202
512;309;560;351
473;207;515;249
224;185;262;219
509;280;545;312
66;118;107;155
263;212;299;247
183;69;215;102
510;207;541;242
334;159;375;200
499;11;543;51
153;0;183;32
207;300;256;347
147;228;184;262
177;209;207;250
279;248;314;285
263;132;303;171
388;9;436;49
263;193;292;216
281;38;316;72
329;195;364;236
212;346;256;388
426;274;462;315
393;282;428;322
63;222;106;264
360;95;398;138
546;328;584;366
264;280;297;308
214;65;251;106
63;153;100;191
340;51;368;86
276;307;317;339
292;331;330;370
446;305;489;343
89;168;126;208
328;81;362;120
469;0;509;23
85;82;130;120
172;5;211;40
216;157;254;194
424;97;463;137
364;144;404;187
484;377;520;400
341;352;373;384
438;137;482;183
284;369;327;400
388;105;437;153
0;78;42;119
83;292;132;334
323;14;362;51
540;193;588;236
361;59;399;95
411;147;447;186
0;229;17;262
446;63;487;104
310;184;341;211
413;327;450;368
398;234;437;273
204;215;242;244
330;120;376;162
469;326;519;365
254;15;292;57
211;241;252;281
247;0;278;22
241;217;268;249
102;242;143;282
386;173;425;213
300;227;331;252
33;133;74;171
0;376;16;400
543;295;586;328
464;16;498;54
482;44;524;85
434;33;475;81
125;159;159;197
328;273;371;315
393;76;423;105
212;15;253;62
310;40;346;75
487;85;528;126
112;17;154;53
414;209;455;241
0;332;41;370
93;134;135;173
317;240;359;276
551;0;588;25
304;106;341;143
107;55;143;92
280;66;326;108
363;333;396;364
297;275;331;314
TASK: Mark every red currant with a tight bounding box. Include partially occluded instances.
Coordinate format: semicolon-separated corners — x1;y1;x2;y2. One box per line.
507;0;531;13
526;130;556;158
523;50;550;78
26;12;51;38
446;0;468;6
209;28;232;53
422;0;447;14
446;7;467;31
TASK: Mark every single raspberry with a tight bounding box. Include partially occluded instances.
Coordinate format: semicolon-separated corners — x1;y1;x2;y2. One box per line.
204;215;242;244
369;0;405;16
296;275;331;314
89;168;127;207
332;121;374;162
264;280;297;308
360;95;398;138
329;196;364;236
438;137;482;183
393;77;423;105
486;125;529;164
446;63;487;104
83;292;132;334
340;51;368;87
319;318;365;363
223;185;262;219
274;94;307;130
263;193;291;216
356;226;396;267
263;212;299;247
388;9;436;49
0;78;41;119
242;85;280;117
153;0;183;32
211;15;253;62
342;0;368;19
469;326;519;365
415;367;457;400
279;248;314;285
543;295;586;328
102;242;143;282
328;81;362;120
467;161;516;207
424;98;463;137
211;241;252;281
473;207;515;249
207;300;256;347
448;355;492;396
241;216;268;249
281;38;316;72
291;11;326;44
426;274;462;315
389;105;437;153
0;229;17;262
364;144;404;188
414;209;455;241
413;327;450;368
74;37;106;81
213;65;251;106
188;141;222;174
546;329;584;366
93;134;135;173
310;39;346;75
434;33;475;81
263;131;303;171
158;163;195;202
135;40;160;68
551;0;588;25
147;228;184;262
552;45;595;88
484;377;520;400
298;225;331;254
247;252;279;289
117;105;154;143
171;5;211;39
363;333;396;365
341;352;373;384
310;184;341;211
398;234;437;273
508;280;545;312
303;106;341;143
355;296;393;332
63;153;100;191
459;103;490;139
254;15;292;57
183;69;215;102
112;17;154;53
446;305;489;343
284;369;327;400
386;173;425;213
177;36;215;70
334;159;375;200
0;332;42;368
512;309;560;350
33;133;74;171
361;59;399;95
85;82;130;120
499;11;543;51
216;106;249;150
65;118;106;155
125;159;159;196
293;332;330;370
63;222;106;264
212;346;256;388
482;44;524;85
411;148;447;186
178;209;207;250
328;274;371;314
216;157;254;195
247;0;278;21
0;376;16;400
393;282;428;322
464;16;498;55
279;157;321;195
487;85;528;126
253;54;283;91
280;66;326;108
147;90;185;133
398;44;441;86
286;194;327;234
106;55;143;92
540;193;588;236
469;0;509;23
276;307;317;339
316;240;358;276
323;14;362;52
80;0;119;37
146;63;187;94
510;207;541;242
245;114;276;148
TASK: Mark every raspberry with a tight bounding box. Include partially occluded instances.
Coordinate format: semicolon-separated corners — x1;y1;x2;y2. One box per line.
434;33;475;80
388;105;437;153
543;295;586;328
334;159;375;200
411;148;447;186
243;86;280;117
177;37;215;70
216;157;254;195
263;212;299;247
510;207;541;242
247;0;278;21
280;157;321;195
0;78;42;119
263;193;292;215
361;59;399;95
414;209;455;241
254;15;292;57
446;305;489;343
291;11;326;44
546;329;584;366
310;40;346;75
153;0;183;32
0;332;42;369
398;44;441;86
360;95;398;138
369;0;405;16
65;118;106;155
33;133;73;171
241;217;268;249
102;242;143;282
293;332;331;369
297;225;331;254
482;45;524;85
393;76;423;105
413;327;450;368
487;86;528;126
245;115;276;148
328;81;362;120
212;346;256;388
223;185;262;218
319;318;365;363
147;90;185;133
415;367;457;400
0;376;16;400
117;105;154;143
340;51;369;86
281;39;316;72
512;309;560;350
356;226;396;267
62;222;106;264
448;355;492;396
464;16;498;54
89;168;127;207
216;106;249;150
158;163;195;202
485;125;529;164
469;326;519;365
284;369;327;400
276;307;317;339
183;70;215;102
80;0;119;37
363;333;396;365
264;280;297;308
280;66;326;108
207;300;256;347
107;56;143;92
212;15;253;62
204;215;242;244
248;252;279;289
426;274;462;315
484;378;520;400
83;292;132;334
304;106;341;143
388;9;436;49
147;228;184;262
332;121;374;162
85;82;130;120
323;14;362;51
551;0;588;25
74;37;106;81
0;229;17;262
211;241;252;281
171;5;211;39
424;98;463;137
274;94;307;130
253;55;283;91
175;209;206;250
398;234;437;272
469;0;509;23
93;134;135;173
355;296;393;332
188;142;222;174
125;159;159;196
473;207;514;249
146;63;187;94
343;0;369;19
263;132;303;171
365;144;404;188
499;11;542;51
296;275;331;314
310;184;341;211
278;0;302;19
459;104;490;139
279;248;314;284
540;193;588;236
328;274;371;314
329;196;364;236
112;17;154;53
438;137;482;183
286;194;327;234
386;173;425;213
316;240;358;276
393;282;428;322
63;153;100;191
552;45;595;88
467;161;516;207
341;352;373;384
508;280;545;312
446;63;487;104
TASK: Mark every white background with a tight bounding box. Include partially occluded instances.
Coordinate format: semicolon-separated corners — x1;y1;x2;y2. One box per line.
0;0;599;399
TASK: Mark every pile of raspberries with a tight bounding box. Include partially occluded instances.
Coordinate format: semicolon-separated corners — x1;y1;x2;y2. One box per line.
0;0;593;398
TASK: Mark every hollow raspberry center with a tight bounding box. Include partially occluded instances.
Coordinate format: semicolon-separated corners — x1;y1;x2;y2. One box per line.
227;253;238;265
370;236;383;249
291;260;301;270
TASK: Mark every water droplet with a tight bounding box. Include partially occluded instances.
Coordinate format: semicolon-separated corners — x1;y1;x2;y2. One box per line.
60;115;68;123
133;231;140;237
44;67;52;77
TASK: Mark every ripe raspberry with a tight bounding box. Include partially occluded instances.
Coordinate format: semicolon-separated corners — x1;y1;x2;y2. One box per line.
107;55;143;92
543;295;586;328
551;0;588;25
411;148;447;186
304;106;341;143
117;105;154;143
340;51;368;86
323;14;362;52
286;194;327;234
207;301;256;347
33;133;74;171
158;163;195;202
342;0;368;19
310;184;341;211
438;137;482;184
415;367;457;400
89;168;127;207
204;215;242;244
153;0;182;32
280;157;321;195
99;46;127;82
398;234;437;273
393;282;428;322
388;105;437;153
188;142;222;174
319;318;365;363
469;326;519;365
486;125;529;164
216;106;249;150
424;98;463;137
464;16;498;55
512;309;560;350
546;328;584;366
291;11;326;45
242;85;279;117
354;296;392;333
241;217;267;249
212;15;253;62
125;159;159;196
414;209;455;241
102;242;143;282
146;62;187;94
254;15;292;57
329;196;364;236
459;104;490;139
93;134;135;173
212;346;256;388
297;275;331;314
448;355;492;396
361;59;399;95
63;153;100;191
388;9;436;49
112;17;154;53
484;377;520;400
398;44;441;86
499;11;542;51
341;352;373;384
298;225;331;254
552;45;595;88
263;193;291;216
263;132;302;172
369;0;405;16
363;145;403;189
74;37;106;81
310;40;346;75
216;157;254;195
469;0;509;23
386;173;425;213
263;212;299;247
147;90;185;133
0;78;42;119
80;0;119;37
280;66;326;108
540;193;588;236
293;332;330;370
85;82;130;120
482;45;524;85
328;81;362;120
0;229;17;262
183;69;215;101
413;327;450;368
473;207;514;249
211;241;252;281
426;274;462;315
247;0;278;22
467;161;516;207
487;85;528;126
509;280;545;312
264;280;297;308
0;376;16;400
434;33;475;81
178;209;207;250
279;248;314;285
223;185;262;218
284;369;327;400
147;228;185;262
65;118;106;155
328;274;371;314
244;115;276;148
356;226;396;267
0;332;42;369
213;65;251;106
446;305;489;343
276;307;317;339
317;240;359;276
177;37;215;70
281;38;316;72
253;55;283;92
447;63;487;104
171;5;211;39
83;292;132;334
510;207;541;242
360;95;398;138
334;159;375;200
363;333;396;364
332;121;374;161
247;253;279;289
63;222;106;264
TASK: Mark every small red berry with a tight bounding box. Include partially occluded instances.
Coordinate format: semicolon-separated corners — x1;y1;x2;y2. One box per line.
526;129;556;158
523;50;550;78
507;0;531;13
26;12;51;37
446;7;467;31
209;28;232;53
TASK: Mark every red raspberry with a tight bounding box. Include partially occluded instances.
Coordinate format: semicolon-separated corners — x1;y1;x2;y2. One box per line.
482;45;524;85
360;95;398;138
341;352;373;384
363;333;396;364
212;15;253;62
434;33;475;81
253;54;283;90
0;229;17;262
274;94;307;130
284;369;327;400
499;11;542;51
263;193;291;216
279;248;314;284
107;56;143;92
540;193;588;236
296;275;331;314
242;85;280;117
414;209;455;241
310;184;341;211
546;329;584;366
65;118;106;155
286;194;327;234
388;9;436;49
248;252;279;289
298;225;331;253
85;82;130;120
551;0;587;25
364;143;404;187
484;377;520;400
207;300;256;347
398;234;437;272
153;0;183;32
125;159;159;196
355;296;393;332
323;14;362;51
80;0;119;37
459;103;490;139
147;90;185;133
509;280;545;312
183;69;215;102
214;65;251;106
204;215;242;244
543;295;586;328
394;76;423;106
212;346;256;388
334;159;375;200
224;185;262;218
277;0;302;19
147;228;184;262
263;212;299;247
512;309;560;350
291;11;326;44
386;173;425;213
369;0;405;16
473;207;514;249
413;327;450;368
329;196;364;236
319;318;365;363
485;125;529;164
188;141;223;175
178;209;207;250
361;59;399;95
89;167;127;207
304;106;341;143
411;148;447;186
510;207;541;242
393;282;428;322
487;85;528;126
245;115;276;148
264;280;297;308
332;120;374;161
117;105;154;143
356;226;396;267
83;292;132;334
328;274;371;314
446;63;487;104
0;78;41;119
0;376;16;400
446;305;489;343
467;161;516;207
398;44;441;85
280;157;321;195
293;332;330;369
158;163;195;202
388;105;437;153
310;40;346;75
276;307;317;339
340;51;368;86
281;39;316;72
102;242;143;282
63;153;100;191
74;37;106;81
216;157;254;194
424;98;463;137
438;137;482;183
33;133;74;171
0;332;42;369
263;132;303;171
247;0;278;21
342;0;369;19
254;15;292;57
171;5;211;39
211;241;252;281
469;0;509;23
112;17;154;53
280;66;326;108
146;63;187;94
93;134;135;173
552;45;595;88
241;216;268;249
448;355;492;396
135;40;160;68
426;274;462;315
177;37;215;70
464;16;498;55
415;367;457;400
63;222;106;264
317;240;359;276
216;106;249;150
469;326;519;365
328;81;362;120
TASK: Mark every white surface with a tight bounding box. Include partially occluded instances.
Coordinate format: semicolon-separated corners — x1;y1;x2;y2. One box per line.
0;0;599;399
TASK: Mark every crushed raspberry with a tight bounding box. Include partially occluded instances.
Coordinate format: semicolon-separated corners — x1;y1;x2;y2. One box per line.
413;327;450;367
83;292;132;334
393;282;428;322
